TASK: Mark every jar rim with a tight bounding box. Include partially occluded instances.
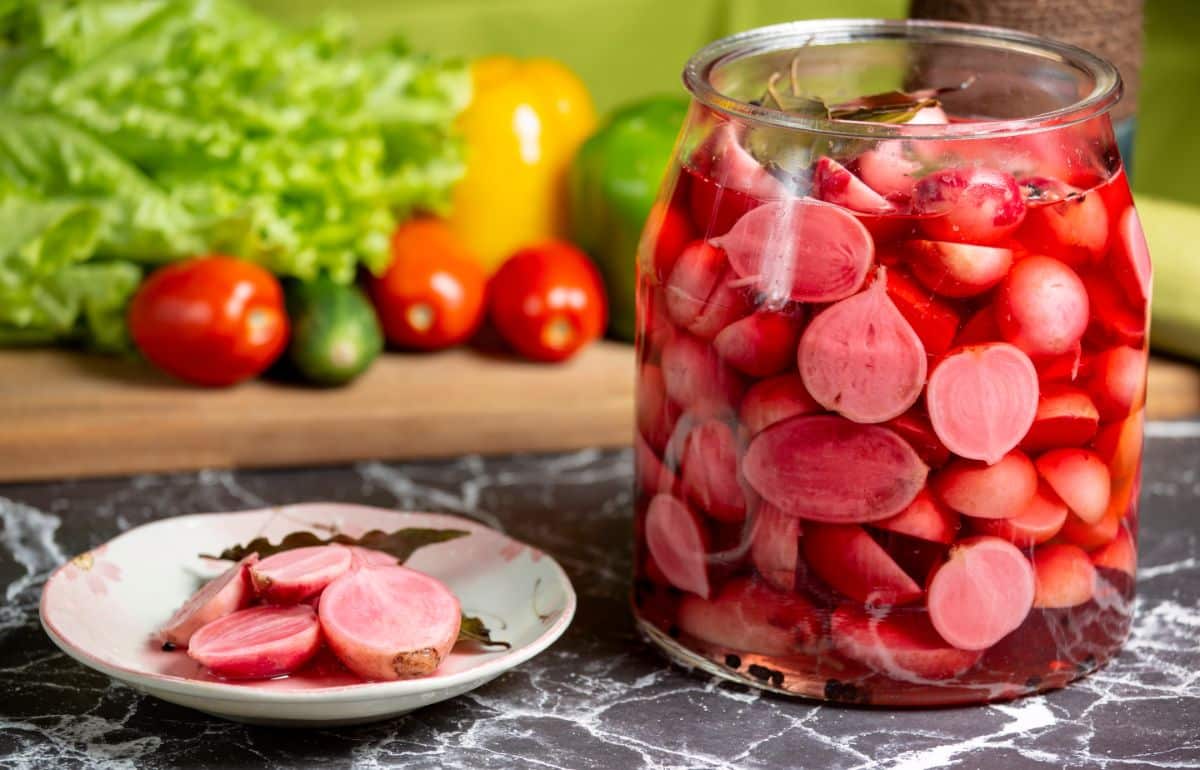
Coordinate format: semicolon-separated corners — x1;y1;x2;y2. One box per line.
682;18;1123;140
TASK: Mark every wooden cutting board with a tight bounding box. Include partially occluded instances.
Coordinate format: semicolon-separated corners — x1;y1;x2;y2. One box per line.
0;344;1196;483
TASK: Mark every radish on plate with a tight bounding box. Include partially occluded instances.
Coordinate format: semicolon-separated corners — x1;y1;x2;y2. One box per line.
160;554;258;647
188;604;322;679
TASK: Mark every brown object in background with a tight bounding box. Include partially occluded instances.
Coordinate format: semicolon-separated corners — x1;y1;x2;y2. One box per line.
910;0;1143;121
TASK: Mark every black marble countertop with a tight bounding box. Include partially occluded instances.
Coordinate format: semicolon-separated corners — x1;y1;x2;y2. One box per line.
2;426;1199;769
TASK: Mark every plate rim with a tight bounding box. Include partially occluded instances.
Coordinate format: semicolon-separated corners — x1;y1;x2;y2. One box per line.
39;504;577;704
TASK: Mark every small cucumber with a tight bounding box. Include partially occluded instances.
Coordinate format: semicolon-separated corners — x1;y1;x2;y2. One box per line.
285;276;382;386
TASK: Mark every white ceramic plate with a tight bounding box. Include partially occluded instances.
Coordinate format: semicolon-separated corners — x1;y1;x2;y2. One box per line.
40;503;575;726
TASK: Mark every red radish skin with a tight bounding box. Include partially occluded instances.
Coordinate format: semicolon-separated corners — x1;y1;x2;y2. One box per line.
664;242;750;338
972;482;1068;547
1033;343;1083;385
1036;449;1111;525
884;410;952;468
319;565;462;680
798;271;927;424
831;605;983;682
714;311;801;377
680;419;749;523
1087;346;1148;421
927;536;1036;651
913;167;1027;245
750;504;803;593
933;451;1038;520
813;156;895;214
803;524;923;605
647;201;696;281
874;488;959;545
637;363;680;454
188;605;322;679
1020;187;1109;267
676;578;820;657
743;415;928;523
1091;527;1136;577
906;240;1013;298
1020;385;1100;452
250;545;354;604
1110;207;1152;307
1081;270;1146;347
738;375;822;436
660;333;744;417
884;268;961;358
996;256;1089;357
645;494;711;597
711;198;874;304
1031;543;1097;608
160;554;258;647
856;141;922;200
688;269;754;340
635;433;679;497
926;344;1040;464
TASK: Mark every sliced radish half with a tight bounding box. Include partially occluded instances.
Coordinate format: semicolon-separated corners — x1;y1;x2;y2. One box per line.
1036;448;1111;525
160;554;257;647
644;494;711;597
873;488;959;544
831;605;983;682
933;451;1038;520
750;504;803;593
676;577;820;657
972;482;1067;547
813;156;895;214
714;311;802;377
927;536;1035;651
680;419;749;523
1020;384;1099;452
250;545;353;604
188;605;321;679
738;374;822;436
1031;543;1097;608
803;524;923;605
906;240;1013;298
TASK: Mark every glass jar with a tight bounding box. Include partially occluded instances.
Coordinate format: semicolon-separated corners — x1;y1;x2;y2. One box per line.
632;19;1148;707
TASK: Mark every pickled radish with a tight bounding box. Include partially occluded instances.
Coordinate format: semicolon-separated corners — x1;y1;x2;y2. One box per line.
160;555;257;647
874;488;959;545
693;123;788;202
913;167;1027;245
1081;270;1146;347
188;605;321;679
813;156;895;214
711;198;874;303
660;333;744;416
927;536;1035;651
1087;346;1147;421
680;419;749;523
750;504;803;593
647;201;696;280
906;240;1013;298
1091;527;1135;577
637;363;679;454
743;415;928;523
676;578;819;657
831;606;983;681
1020;385;1100;452
884;410;951;468
908;105;948;124
738;375;822;435
1031;543;1096;608
995;256;1089;357
1059;487;1124;550
1020;185;1109;267
972;482;1068;547
665;241;725;330
1110;207;1152;307
856;141;921;199
250;545;353;603
803;524;923;605
714;311;801;377
884;268;961;357
1095;411;1145;489
933;451;1038;520
635;433;678;497
319;565;462;680
645;494;711;597
1036;449;1111;525
1033;343;1083;385
926;344;1040;464
798;272;927;424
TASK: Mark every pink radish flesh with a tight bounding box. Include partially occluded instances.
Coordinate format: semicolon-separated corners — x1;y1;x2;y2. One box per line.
1020;384;1099;451
972;482;1068;547
856;141;922;199
798;271;927;424
319;565;462;680
913;167;1027;245
738;374;822;436
873;488;959;544
885;268;961;357
885;410;951;468
1036;448;1111;525
250;544;353;603
908;105;948;124
660;333;744;416
831;605;983;681
996;256;1089;357
711;198;874;303
676;577;819;657
933;451;1038;520
680;419;749;523
714;311;801;377
906;240;1013;298
1091;527;1136;577
926;343;1040;464
750;504;803;592
644;494;711;597
691;123;788;202
1110;207;1152;307
927;536;1035;651
635;432;679;497
1020;185;1109;267
1087;345;1147;421
1031;543;1096;608
349;547;396;568
637;363;680;454
160;555;258;647
803;524;923;605
813;156;895;214
188;605;321;679
743;415;928;523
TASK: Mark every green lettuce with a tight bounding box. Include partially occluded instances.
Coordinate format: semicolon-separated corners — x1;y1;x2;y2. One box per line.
0;0;469;349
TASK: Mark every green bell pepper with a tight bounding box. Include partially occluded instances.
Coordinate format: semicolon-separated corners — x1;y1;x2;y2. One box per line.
569;96;689;341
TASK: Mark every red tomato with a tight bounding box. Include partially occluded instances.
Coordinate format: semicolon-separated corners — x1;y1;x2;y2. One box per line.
128;256;289;387
488;241;607;362
368;219;488;351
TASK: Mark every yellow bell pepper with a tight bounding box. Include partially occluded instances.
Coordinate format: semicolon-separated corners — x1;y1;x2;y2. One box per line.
447;56;597;271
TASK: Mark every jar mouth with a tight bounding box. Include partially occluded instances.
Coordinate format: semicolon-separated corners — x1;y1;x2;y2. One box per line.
683;18;1122;140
